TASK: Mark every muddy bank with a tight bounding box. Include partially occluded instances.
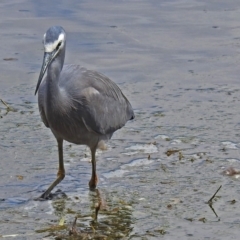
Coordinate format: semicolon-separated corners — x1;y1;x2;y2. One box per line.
1;0;240;239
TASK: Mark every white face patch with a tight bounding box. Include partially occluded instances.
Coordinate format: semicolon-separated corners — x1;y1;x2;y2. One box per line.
44;33;65;53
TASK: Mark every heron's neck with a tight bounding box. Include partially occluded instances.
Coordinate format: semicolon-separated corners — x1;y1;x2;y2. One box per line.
45;46;67;113
46;49;65;97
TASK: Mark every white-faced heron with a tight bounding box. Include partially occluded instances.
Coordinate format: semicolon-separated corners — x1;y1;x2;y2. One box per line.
35;26;134;199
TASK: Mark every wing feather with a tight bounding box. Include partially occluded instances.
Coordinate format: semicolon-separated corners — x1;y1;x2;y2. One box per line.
60;65;134;135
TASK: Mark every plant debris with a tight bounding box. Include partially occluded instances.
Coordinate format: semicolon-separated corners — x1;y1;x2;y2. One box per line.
208;185;222;205
165;149;181;156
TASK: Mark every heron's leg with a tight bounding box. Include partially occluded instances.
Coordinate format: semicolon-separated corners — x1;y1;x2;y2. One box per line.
89;145;98;189
38;139;65;199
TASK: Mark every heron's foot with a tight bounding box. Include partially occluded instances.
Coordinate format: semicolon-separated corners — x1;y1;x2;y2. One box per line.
34;189;67;201
89;174;98;190
34;191;52;201
34;172;65;201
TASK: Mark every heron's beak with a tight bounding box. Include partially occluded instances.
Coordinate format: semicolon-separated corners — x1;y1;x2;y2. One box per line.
35;51;55;95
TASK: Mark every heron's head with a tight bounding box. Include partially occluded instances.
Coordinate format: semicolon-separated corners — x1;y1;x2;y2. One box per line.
43;26;66;53
35;26;66;95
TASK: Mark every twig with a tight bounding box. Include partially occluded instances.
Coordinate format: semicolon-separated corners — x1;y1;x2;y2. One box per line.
0;98;12;111
208;185;222;204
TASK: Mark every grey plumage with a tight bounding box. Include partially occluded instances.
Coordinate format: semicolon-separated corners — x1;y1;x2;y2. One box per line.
35;26;134;199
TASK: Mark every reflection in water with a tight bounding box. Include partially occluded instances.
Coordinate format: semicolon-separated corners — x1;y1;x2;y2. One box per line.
2;0;240;238
208;203;219;220
40;189;133;239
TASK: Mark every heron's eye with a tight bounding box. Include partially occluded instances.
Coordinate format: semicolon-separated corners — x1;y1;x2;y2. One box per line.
56;42;62;50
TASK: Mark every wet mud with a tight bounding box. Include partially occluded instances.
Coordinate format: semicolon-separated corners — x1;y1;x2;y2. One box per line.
1;0;240;239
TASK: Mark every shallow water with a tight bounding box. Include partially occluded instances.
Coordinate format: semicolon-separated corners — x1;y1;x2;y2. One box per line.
1;0;240;239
